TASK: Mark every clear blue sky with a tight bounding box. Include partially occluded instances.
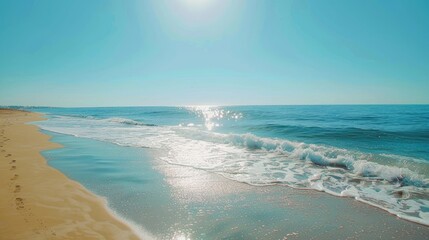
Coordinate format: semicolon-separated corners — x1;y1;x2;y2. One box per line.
1;0;428;107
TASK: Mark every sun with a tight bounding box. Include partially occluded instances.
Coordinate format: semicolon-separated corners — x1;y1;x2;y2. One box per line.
179;0;216;11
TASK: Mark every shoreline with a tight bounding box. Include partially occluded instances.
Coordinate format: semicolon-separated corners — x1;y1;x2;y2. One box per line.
24;109;429;239
0;109;142;239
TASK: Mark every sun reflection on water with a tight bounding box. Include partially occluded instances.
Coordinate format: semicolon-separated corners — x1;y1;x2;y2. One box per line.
186;105;242;130
171;230;192;240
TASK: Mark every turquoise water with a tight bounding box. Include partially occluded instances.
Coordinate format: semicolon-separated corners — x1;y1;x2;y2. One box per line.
26;105;429;231
41;132;179;237
40;132;429;240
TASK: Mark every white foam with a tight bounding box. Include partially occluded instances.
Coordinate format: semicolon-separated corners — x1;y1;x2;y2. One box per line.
34;115;429;226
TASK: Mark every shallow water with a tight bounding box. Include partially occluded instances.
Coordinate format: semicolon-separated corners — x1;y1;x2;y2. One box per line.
42;131;429;239
29;105;429;227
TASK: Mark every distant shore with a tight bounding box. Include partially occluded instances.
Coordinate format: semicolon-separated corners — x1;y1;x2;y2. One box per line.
0;109;140;240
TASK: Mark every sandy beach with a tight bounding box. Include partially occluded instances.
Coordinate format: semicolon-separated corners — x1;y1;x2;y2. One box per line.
2;107;429;240
0;109;139;240
37;107;429;239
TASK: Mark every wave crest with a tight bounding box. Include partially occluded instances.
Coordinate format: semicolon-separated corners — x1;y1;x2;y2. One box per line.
36;115;429;226
106;118;157;127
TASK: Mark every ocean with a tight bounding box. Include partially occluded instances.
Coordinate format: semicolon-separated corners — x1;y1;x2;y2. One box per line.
23;105;429;238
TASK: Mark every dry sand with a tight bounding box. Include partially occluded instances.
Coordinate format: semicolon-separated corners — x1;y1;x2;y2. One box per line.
0;109;140;240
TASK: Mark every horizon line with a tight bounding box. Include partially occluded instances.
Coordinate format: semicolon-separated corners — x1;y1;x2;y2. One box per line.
1;103;429;109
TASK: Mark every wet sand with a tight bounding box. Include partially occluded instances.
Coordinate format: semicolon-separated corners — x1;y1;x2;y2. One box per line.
153;154;429;239
0;109;140;240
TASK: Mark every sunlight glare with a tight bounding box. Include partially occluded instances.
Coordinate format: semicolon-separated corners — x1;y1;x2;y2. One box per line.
179;0;216;11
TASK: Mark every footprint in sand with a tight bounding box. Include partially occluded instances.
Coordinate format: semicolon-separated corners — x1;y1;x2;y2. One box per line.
10;174;19;180
15;198;24;210
10;166;16;170
5;153;11;157
9;160;16;164
14;185;21;193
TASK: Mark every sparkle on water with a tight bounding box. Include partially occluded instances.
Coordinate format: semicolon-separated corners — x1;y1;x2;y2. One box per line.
186;105;242;130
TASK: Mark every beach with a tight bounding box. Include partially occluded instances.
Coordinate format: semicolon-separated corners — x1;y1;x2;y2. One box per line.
31;105;429;239
0;109;139;240
41;123;429;240
2;0;428;238
2;106;429;239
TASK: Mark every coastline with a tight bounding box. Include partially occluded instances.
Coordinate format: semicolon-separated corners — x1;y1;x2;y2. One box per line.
0;109;141;240
40;128;429;239
3;107;428;239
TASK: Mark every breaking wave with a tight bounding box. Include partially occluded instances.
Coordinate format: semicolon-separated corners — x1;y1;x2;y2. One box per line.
35;114;429;226
106;118;157;127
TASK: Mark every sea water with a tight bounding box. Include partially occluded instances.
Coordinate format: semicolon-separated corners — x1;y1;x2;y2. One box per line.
24;105;429;236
